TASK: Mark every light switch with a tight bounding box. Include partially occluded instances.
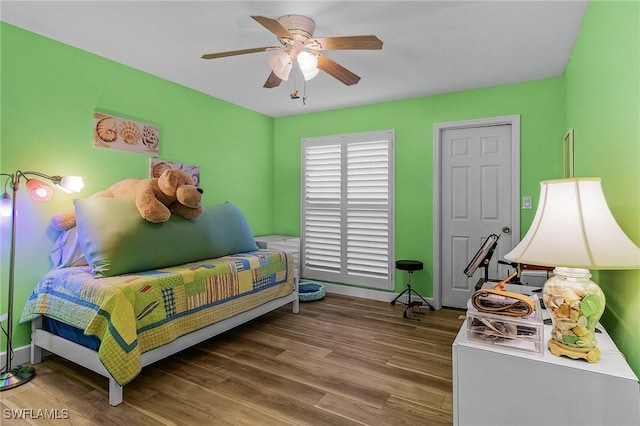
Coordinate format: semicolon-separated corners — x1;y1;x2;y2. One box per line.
523;196;532;210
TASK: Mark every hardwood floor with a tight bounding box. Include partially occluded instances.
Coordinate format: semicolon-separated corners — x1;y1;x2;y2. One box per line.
1;294;465;425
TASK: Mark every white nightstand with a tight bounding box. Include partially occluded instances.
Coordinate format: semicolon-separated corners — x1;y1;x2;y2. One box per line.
254;235;300;282
452;321;640;426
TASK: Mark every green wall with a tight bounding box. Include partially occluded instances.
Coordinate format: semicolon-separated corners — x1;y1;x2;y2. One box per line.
0;23;275;348
564;1;640;377
2;1;638;378
274;78;565;296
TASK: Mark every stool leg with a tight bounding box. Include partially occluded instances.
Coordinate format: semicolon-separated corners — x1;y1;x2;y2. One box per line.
409;288;435;311
390;287;410;305
407;269;435;310
391;270;415;306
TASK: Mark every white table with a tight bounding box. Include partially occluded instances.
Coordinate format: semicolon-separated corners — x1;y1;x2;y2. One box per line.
453;321;640;426
254;235;300;282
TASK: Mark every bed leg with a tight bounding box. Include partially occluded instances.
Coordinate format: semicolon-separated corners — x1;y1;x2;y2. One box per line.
31;318;43;364
291;277;300;313
108;379;123;406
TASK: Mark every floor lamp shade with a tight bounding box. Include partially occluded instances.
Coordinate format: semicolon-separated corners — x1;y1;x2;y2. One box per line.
26;179;54;202
505;177;640;363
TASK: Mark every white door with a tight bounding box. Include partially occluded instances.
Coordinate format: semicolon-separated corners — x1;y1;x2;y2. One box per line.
436;117;520;309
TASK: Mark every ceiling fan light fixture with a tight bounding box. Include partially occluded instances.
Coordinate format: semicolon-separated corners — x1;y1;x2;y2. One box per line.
268;51;292;81
297;51;318;72
301;67;320;81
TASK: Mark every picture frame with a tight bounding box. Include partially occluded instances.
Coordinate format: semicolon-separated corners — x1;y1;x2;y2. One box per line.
149;158;200;187
563;128;574;178
93;111;160;157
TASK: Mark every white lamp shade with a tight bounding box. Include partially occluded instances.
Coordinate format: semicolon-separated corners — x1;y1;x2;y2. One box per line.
268;51;292;81
297;51;319;80
505;178;640;269
0;193;11;217
301;67;320;81
58;175;84;193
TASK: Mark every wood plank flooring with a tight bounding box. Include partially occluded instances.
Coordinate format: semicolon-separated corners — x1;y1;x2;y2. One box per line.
0;294;465;425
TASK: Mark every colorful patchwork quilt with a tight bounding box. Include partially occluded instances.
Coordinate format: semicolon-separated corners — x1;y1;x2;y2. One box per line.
21;250;294;385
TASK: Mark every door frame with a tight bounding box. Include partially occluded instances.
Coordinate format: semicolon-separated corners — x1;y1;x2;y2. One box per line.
432;115;521;309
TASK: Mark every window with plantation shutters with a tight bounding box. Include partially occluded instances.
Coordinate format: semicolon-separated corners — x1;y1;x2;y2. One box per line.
301;130;395;290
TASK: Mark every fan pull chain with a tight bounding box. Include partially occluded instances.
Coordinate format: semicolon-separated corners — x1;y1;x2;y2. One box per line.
303;79;307;105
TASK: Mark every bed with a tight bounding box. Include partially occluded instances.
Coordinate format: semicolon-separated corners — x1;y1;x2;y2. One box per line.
20;199;299;406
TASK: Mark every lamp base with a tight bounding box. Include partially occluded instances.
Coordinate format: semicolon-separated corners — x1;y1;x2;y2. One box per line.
0;365;36;391
548;339;601;363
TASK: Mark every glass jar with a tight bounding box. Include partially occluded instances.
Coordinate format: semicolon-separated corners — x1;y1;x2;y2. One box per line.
543;267;605;351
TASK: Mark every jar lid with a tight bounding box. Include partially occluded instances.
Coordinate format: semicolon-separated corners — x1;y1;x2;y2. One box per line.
553;267;592;278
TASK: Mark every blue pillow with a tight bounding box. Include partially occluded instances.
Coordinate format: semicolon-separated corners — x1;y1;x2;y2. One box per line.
74;198;258;277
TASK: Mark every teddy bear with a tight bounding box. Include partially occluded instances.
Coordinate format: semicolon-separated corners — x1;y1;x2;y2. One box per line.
51;168;204;231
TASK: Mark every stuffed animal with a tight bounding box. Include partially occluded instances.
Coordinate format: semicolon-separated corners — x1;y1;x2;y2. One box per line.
51;169;204;231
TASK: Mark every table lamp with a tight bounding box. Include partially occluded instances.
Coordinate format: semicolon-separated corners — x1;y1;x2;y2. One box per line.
504;177;640;363
0;170;84;390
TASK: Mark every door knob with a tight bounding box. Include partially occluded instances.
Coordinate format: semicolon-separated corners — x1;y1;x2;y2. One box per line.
502;226;511;234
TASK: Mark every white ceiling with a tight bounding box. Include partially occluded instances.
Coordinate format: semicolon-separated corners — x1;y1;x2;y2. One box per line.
2;1;588;118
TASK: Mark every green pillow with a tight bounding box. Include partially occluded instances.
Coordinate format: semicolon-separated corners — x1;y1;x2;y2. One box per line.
74;198;258;277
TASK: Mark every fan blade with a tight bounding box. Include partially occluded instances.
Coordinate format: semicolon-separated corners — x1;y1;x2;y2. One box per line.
201;46;278;59
316;54;361;86
251;15;294;40
263;71;282;88
306;35;383;51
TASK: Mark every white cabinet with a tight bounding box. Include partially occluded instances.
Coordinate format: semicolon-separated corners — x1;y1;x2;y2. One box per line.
452;322;640;426
255;235;300;282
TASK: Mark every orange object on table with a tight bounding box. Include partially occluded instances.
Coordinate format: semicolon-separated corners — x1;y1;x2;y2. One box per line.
494;272;518;291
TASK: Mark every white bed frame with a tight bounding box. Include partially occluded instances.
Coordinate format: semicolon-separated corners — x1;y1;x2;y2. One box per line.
30;287;299;406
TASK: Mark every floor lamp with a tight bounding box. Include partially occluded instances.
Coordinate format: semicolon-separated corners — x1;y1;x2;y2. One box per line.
0;170;83;390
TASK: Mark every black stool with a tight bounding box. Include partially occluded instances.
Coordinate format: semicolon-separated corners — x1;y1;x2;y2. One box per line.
391;260;435;318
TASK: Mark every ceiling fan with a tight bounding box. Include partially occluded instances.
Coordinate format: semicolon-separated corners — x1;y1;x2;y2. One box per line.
201;14;383;88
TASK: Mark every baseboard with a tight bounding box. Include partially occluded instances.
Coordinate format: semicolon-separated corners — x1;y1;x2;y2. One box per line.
322;282;436;307
0;344;31;369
